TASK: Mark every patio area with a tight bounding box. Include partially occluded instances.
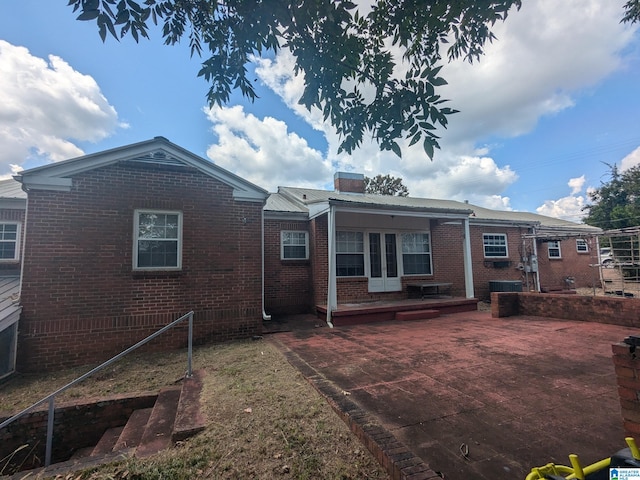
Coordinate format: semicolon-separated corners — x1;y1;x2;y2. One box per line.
268;310;632;479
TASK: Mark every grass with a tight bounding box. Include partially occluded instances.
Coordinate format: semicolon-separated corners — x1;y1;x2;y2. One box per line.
1;338;389;479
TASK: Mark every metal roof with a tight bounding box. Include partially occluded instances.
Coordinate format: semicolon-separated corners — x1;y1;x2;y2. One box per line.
0;178;26;200
265;186;601;234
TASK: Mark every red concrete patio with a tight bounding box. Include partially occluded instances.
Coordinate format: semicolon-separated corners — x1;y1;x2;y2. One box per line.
268;310;634;479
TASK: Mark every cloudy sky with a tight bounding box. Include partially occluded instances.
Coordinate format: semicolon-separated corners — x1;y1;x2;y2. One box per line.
1;1;639;223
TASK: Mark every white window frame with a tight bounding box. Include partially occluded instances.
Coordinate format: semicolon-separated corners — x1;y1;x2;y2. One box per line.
483;233;508;258
281;231;309;260
548;240;562;259
400;232;433;276
0;222;20;262
336;231;365;277
133;210;182;271
576;239;588;253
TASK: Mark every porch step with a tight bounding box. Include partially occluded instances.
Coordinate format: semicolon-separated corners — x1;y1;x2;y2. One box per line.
395;309;440;321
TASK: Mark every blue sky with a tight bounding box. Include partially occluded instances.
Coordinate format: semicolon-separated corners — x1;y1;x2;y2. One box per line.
1;1;639;223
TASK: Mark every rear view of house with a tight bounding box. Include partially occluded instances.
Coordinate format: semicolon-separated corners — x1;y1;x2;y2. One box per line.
14;137;268;371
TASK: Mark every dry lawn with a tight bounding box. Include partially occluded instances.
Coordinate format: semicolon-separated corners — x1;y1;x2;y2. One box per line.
1;339;389;480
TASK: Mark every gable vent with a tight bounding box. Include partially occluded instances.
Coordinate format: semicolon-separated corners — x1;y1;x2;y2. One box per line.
129;150;185;167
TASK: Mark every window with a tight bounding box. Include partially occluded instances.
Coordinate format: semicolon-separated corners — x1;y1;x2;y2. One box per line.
336;231;364;276
401;233;432;275
281;231;308;260
576;239;588;253
483;233;508;258
134;210;182;270
0;223;19;261
548;240;561;258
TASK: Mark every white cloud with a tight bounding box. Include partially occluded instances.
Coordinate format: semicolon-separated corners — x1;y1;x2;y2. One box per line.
230;0;637;213
620;146;640;171
0;40;120;169
204;105;333;192
536;176;589;222
568;175;586;195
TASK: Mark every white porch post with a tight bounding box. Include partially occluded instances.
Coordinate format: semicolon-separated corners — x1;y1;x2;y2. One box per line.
326;206;337;327
462;217;475;298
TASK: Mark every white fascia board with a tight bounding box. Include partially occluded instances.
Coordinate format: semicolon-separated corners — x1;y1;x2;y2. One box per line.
264;211;309;221
0;199;26;209
18;176;73;192
0;305;21;331
232;190;269;202
470;219;539;228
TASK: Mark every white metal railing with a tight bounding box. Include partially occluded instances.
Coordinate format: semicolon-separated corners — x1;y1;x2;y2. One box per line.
0;310;194;468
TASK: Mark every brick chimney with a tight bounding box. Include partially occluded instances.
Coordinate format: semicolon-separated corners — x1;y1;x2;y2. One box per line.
334;172;365;194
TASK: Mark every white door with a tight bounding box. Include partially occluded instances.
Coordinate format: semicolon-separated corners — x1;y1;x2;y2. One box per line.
368;233;402;292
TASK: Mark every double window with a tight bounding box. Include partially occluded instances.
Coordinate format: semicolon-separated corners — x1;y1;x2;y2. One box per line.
133;210;182;270
483;233;508;258
281;231;309;260
0;223;19;261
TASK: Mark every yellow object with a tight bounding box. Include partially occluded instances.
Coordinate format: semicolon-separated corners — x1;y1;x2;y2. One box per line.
626;436;640;460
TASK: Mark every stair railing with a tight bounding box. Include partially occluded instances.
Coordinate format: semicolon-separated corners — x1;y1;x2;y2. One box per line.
0;310;194;468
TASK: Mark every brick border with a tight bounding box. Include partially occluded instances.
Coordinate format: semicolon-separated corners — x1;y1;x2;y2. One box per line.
270;338;442;480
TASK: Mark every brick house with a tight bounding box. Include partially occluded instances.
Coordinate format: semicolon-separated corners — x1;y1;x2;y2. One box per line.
0;139;601;372
264;172;601;321
12;137;268;372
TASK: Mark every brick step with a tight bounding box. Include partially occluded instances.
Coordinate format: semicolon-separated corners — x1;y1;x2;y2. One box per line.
91;426;125;456
135;386;182;458
395;309;440;321
113;407;153;451
173;369;207;442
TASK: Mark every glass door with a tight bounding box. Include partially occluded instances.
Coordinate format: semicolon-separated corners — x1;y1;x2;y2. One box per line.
368;233;401;292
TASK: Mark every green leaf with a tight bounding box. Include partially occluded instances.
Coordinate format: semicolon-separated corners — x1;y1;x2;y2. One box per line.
77;9;100;21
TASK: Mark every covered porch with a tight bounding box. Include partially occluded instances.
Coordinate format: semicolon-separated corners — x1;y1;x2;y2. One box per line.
316;296;478;326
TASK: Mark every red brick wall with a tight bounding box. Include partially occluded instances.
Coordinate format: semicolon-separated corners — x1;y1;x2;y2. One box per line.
612;341;640;441
311;215;328;306
469;225;530;300
264;218;312;315
536;237;600;290
492;292;640;327
18;162;264;371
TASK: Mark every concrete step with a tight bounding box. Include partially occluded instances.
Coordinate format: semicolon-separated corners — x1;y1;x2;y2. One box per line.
113;407;152;451
395;309;440;321
91;426;125;456
135;386;181;458
173;369;207;442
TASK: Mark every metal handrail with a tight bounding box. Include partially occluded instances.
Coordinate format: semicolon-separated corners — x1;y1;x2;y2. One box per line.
0;310;194;467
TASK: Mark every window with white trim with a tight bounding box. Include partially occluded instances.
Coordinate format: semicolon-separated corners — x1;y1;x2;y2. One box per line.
483;233;508;258
336;231;364;276
281;231;309;260
0;223;19;261
576;239;588;253
134;210;182;270
548;240;561;258
401;233;432;275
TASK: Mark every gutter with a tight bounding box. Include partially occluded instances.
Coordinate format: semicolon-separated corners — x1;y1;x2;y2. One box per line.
261;208;271;321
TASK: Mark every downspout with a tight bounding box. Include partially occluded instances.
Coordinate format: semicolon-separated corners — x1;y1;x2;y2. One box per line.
326;205;335;328
462;217;475;298
261;208;271;321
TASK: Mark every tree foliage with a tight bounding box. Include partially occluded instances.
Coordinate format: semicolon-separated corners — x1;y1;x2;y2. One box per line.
67;0;526;159
67;1;640;160
365;174;409;196
584;164;640;230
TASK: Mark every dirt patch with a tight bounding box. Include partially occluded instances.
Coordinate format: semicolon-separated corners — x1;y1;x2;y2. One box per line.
1;340;389;479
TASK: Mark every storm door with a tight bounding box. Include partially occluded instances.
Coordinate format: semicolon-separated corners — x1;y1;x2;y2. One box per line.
368;233;401;292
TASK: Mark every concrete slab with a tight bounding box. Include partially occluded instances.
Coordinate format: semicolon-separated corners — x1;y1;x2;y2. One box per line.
270;310;633;479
